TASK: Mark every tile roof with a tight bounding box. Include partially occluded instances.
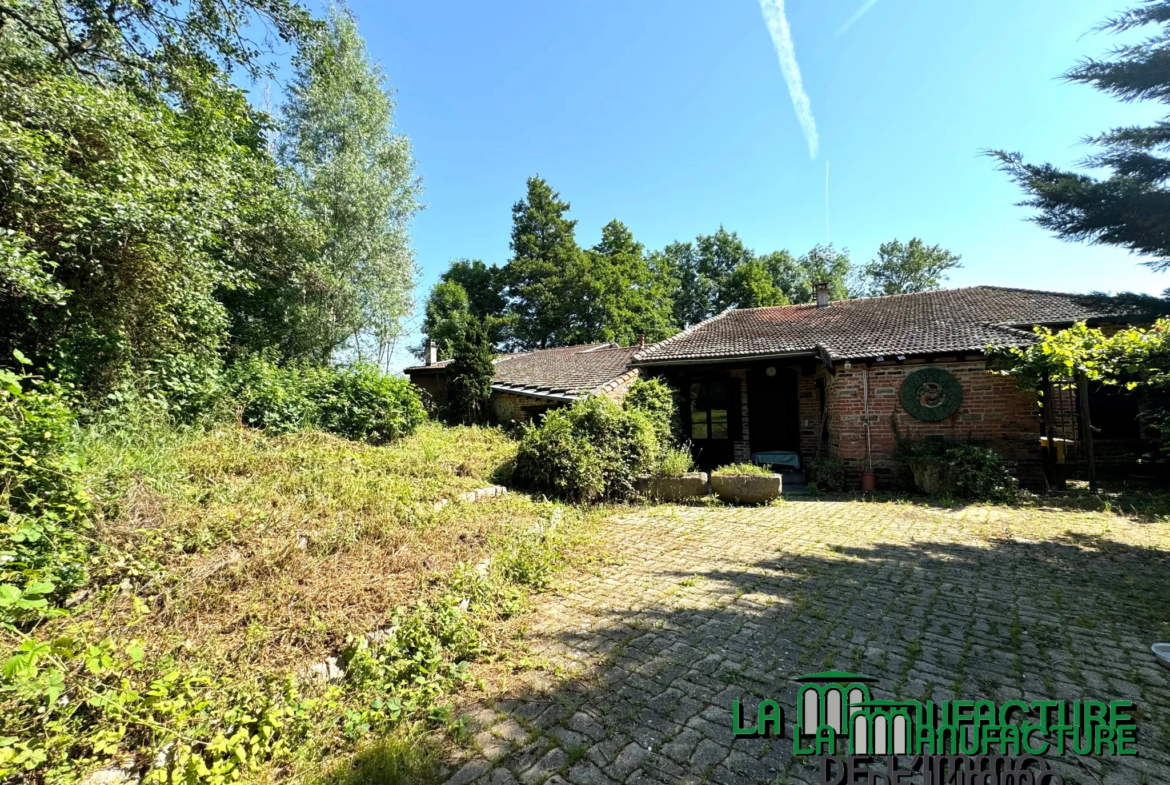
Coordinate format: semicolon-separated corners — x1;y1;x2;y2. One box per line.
405;343;641;399
633;286;1133;364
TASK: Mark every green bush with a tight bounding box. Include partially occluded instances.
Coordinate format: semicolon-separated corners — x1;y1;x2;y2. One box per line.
316;365;427;445
895;436;1019;501
0;363;92;623
227;357;425;444
809;455;846;492
623;376;681;448
514;395;658;502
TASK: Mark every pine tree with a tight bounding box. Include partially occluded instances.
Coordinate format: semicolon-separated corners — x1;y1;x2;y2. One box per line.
504;176;589;349
445;319;495;425
992;1;1170;271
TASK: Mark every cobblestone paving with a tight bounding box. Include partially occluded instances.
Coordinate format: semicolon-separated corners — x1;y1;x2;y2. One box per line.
446;500;1170;785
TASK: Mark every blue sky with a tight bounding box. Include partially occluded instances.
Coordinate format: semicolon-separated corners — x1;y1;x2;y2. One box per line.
300;0;1167;370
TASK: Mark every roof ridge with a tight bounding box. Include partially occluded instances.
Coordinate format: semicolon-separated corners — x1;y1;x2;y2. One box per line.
634;308;735;360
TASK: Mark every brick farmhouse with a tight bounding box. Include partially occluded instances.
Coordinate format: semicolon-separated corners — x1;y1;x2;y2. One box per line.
407;286;1147;490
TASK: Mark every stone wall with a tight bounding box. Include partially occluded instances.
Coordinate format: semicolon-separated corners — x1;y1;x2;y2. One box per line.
491;392;557;424
490;373;640;425
824;357;1043;489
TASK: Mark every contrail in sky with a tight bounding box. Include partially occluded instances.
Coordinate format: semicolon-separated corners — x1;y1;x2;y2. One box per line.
838;0;881;36
756;0;819;159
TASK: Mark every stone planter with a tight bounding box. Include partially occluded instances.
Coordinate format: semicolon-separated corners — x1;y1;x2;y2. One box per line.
710;473;782;505
636;472;709;501
908;459;947;495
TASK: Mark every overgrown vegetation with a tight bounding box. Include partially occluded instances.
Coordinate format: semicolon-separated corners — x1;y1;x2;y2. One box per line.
990;319;1170;453
711;463;774;477
513;395;659;502
895;435;1020;501
228;357;426;444
808;455;846;493
652;446;695;478
0;364;91;621
1;422;593;784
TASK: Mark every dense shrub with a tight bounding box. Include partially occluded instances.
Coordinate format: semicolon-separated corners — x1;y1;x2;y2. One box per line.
316;365;427;445
227;357;425;444
808;455;846;492
514;395;658;502
0;363;91;622
895;436;1019;501
623;376;681;448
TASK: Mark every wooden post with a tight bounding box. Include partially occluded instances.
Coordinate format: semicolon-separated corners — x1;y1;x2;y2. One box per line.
1078;373;1098;495
1040;370;1054;492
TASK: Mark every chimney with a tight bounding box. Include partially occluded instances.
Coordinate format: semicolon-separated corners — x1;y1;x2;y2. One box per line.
638;334;646;348
814;281;830;309
425;338;438;366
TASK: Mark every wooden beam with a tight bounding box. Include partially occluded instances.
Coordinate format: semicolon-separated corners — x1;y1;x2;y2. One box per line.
1078;373;1098;495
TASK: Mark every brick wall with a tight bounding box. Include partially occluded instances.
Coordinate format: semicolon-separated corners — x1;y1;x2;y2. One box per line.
797;368;828;462
730;370;751;463
825;357;1043;490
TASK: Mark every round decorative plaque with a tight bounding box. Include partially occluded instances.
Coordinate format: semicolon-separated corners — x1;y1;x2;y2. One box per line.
900;368;963;422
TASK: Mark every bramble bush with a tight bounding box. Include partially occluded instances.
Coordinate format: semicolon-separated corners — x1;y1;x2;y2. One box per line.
513;395;660;502
226;357;425;444
0;357;92;624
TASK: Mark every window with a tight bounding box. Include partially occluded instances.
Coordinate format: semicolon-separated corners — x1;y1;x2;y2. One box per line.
690;379;730;440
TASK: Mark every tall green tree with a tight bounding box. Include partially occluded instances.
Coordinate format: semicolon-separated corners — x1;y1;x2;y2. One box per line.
586;220;676;344
718;259;789;309
796;244;855;302
419;279;471;361
445;318;495;425
278;4;421;366
443;259;506;322
440;259;510;347
863;238;962;295
504;176;589;349
0;0;318;412
992;1;1170;272
669;228;756;325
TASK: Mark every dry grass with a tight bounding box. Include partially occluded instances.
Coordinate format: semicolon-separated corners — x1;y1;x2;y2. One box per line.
69;422;582;676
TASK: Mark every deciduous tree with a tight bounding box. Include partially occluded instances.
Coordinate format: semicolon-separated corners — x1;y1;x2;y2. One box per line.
863;238;962;295
278;4;421;366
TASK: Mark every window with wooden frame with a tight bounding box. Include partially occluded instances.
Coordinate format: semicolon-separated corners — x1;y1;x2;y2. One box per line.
689;378;730;440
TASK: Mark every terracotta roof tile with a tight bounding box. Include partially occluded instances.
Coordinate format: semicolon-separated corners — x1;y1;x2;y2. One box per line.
633;286;1131;364
406;343;641;398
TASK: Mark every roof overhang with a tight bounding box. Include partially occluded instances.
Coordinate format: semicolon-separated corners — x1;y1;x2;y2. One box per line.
490;384;583;404
632;350;817;368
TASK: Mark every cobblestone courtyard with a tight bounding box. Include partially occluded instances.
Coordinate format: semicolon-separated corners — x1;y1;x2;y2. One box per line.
448;499;1170;785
